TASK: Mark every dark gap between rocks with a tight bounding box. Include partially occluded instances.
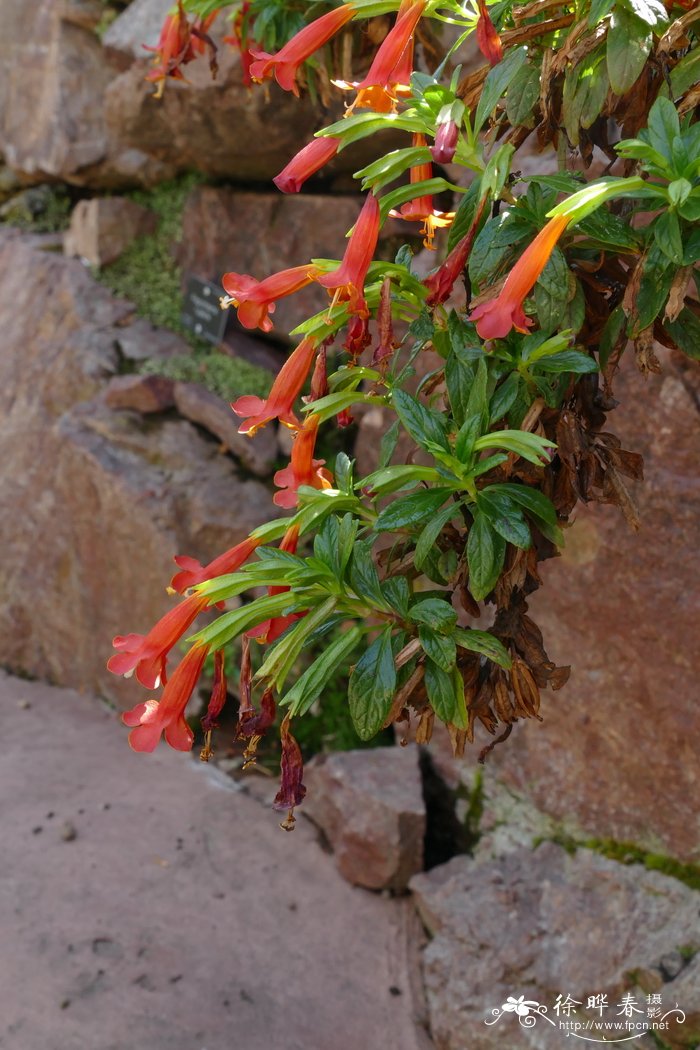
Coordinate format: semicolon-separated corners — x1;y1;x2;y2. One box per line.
419;748;474;871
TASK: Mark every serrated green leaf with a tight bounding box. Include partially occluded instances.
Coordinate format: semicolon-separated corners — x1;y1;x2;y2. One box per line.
348;627;396;740
374;487;453;531
474;46;528;133
415;501;462;571
506;63;540;128
392;388;450;451
453;627;512;668
409;597;458;631
534;350;598;374
476;490;532;549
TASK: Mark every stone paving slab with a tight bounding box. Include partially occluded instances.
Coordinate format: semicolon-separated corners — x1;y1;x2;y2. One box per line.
0;672;432;1050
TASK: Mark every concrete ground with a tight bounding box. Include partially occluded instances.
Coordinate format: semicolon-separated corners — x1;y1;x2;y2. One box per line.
0;672;433;1050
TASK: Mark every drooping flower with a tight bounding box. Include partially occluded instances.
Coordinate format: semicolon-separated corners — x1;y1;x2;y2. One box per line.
344;314;371;358
232;337;318;434
469;214;570;339
144;3;218;96
315;192;380;317
273;714;307;830
307;343;329;401
390;135;453;249
249;4;356;95
248;525;304;644
273;415;333;509
223;0;255;87
200;650;227;761
476;0;503;67
423;193;489;306
431;118;459;165
170;535;261;594
236;685;277;769
220;264;320;333
345;0;425;112
122;642;208;753
273;137;341;193
373;277;399;368
108;592;209;689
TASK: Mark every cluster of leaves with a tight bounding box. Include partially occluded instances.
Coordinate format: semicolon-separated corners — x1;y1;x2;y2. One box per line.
118;0;698;802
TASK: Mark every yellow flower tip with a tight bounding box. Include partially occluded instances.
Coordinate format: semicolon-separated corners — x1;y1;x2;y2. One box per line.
279;809;297;832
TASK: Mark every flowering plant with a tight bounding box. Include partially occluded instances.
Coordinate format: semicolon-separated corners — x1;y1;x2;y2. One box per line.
114;0;699;829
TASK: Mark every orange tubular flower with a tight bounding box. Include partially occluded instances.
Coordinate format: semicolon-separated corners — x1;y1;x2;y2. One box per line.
144;3;218;96
170;535;261;594
349;0;425;111
221;264;320;333
122;643;209;753
108;592;209;689
232;336;319;434
248;525;305;644
315;192;381;317
469;214;570;339
476;0;503;66
390;135;454;249
249;4;356;95
273;136;341;193
273;414;333;509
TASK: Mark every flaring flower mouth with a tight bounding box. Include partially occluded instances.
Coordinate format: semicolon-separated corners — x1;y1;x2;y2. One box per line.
122;643;209;753
248;3;356;96
469;214;570;340
231;337;318;435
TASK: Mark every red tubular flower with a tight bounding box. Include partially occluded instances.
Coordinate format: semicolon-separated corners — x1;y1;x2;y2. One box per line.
144;3;218;96
431;119;459;164
236;685;276;741
273;415;332;509
315;192;380;316
307;343;329;400
476;0;503;66
200;650;227;761
350;0;425;111
223;0;254;87
248;525;304;644
373;277;398;368
424;194;489;306
249;4;356;96
344;314;371;358
108;592;209;689
273;715;307;830
273;137;341;193
390;135;453;249
469;214;570;339
170;535;261;594
221;264;320;333
232;337;318;434
122;643;208;753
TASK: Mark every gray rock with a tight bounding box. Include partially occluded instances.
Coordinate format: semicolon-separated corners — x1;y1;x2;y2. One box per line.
104;373;176;413
410;842;700;1050
102;0;172;60
64;197;157;267
173;381;277;478
303;746;426;892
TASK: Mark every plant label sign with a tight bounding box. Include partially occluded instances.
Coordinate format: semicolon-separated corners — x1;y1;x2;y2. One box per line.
181;276;228;345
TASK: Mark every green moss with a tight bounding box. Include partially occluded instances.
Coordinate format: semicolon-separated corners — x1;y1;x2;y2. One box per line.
0;184;71;233
97;174;272;402
536;831;700;892
140;351;272;401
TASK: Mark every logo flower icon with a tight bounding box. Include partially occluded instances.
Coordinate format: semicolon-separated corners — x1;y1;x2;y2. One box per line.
502;996;540;1017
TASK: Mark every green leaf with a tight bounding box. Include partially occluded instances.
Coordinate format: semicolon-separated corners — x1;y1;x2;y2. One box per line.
663;308;700;360
355;145;432;191
282;627;363;717
348;627;397;741
349;540;388;609
465;357;490;429
409;597;458;632
588;0;614;25
334;452;354;494
489;372;522;424
506;63;540;128
620;0;668;29
607;9;651;95
455;413;483;463
378;418;400;468
382;576;411;617
534;350;598;374
599;305;627;369
481;144;516;199
446;350;475;426
447;179;483;252
453;627;512;668
360;464;442;496
563;50;608;146
419;626;456;672
487;482;563;544
374;487;453;531
473;429;555;465
467;511;506;601
392;388;449;452
683;229;700;266
379;177;461;223
474;46;528;133
632;246;675;333
415;501;462;571
653;210;684;265
469;214;531;288
476;490;532;549
254;598;337;689
670;49;700;99
647;96;681;161
534;248;571;334
424;660;465;726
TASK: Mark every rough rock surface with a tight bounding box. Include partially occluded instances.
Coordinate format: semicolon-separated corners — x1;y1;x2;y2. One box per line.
303;746;426;891
104;373;176;414
64;197;157;267
410;842;700;1050
0;232;275;702
0;671;433;1050
173;380;277;477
